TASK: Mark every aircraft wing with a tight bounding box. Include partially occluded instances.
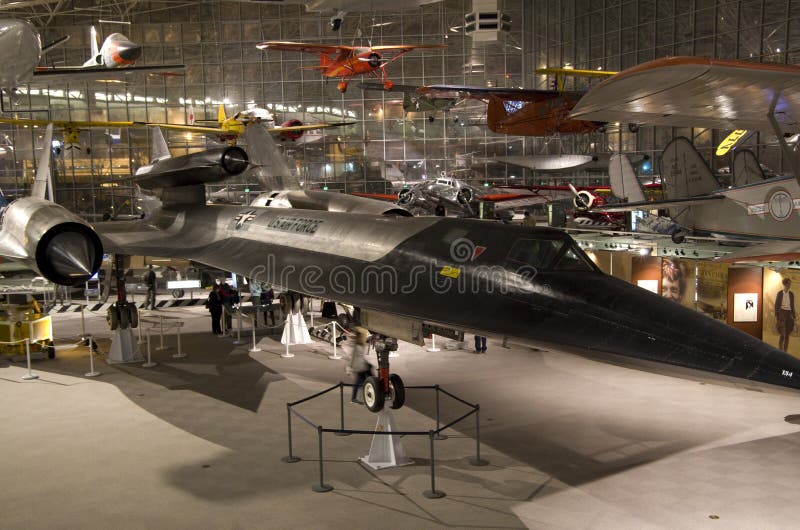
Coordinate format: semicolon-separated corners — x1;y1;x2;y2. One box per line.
418;84;560;100
256;41;352;55
31;64;186;85
141;121;355;135
595;195;724;212
570;56;800;133
0;117;136;129
270;121;355;133
717;241;800;263
369;45;446;52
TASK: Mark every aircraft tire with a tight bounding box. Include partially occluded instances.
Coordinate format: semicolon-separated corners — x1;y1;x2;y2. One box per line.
118;304;130;329
363;376;385;413
671;230;687;244
389;374;405;410
107;306;119;331
127;304;139;329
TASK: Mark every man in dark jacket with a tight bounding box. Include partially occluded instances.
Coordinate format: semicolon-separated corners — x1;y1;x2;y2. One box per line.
776;277;796;351
206;284;223;335
218;280;237;332
143;265;157;310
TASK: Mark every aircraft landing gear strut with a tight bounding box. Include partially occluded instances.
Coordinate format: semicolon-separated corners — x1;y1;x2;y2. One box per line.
362;336;404;413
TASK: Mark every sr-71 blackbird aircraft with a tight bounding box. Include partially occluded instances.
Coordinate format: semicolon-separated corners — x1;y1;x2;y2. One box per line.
257;41;445;93
3;125;800;410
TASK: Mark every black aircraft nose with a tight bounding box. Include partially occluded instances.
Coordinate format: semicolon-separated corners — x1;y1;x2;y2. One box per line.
539;272;800;391
117;42;142;63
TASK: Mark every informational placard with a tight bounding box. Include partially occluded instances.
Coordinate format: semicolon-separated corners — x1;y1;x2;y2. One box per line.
166;280;201;289
637;279;659;294
733;292;758;322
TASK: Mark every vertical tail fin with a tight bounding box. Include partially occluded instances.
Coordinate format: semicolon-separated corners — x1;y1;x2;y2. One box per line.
31;124;54;201
660;137;720;199
150;126;170;163
89;25;99;59
732;149;767;186
609;154;646;202
244;123;299;191
217;104;226;125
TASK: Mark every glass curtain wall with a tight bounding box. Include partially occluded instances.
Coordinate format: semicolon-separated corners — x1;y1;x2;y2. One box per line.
0;0;529;218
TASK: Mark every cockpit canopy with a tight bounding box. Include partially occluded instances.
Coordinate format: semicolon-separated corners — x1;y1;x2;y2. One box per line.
507;237;596;272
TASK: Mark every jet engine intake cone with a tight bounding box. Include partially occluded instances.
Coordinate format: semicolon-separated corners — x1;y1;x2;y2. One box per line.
221;146;249;175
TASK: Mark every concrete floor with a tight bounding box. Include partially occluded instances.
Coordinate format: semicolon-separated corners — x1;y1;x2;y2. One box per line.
3;304;800;529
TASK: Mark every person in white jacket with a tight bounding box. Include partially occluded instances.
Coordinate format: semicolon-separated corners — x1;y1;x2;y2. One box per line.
346;326;372;404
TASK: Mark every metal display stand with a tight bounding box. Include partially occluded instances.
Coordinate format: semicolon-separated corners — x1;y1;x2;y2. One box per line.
282;383;488;498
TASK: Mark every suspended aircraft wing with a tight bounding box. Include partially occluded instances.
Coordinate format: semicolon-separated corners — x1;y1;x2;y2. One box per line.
255;41;353;54
718;241;800;263
569;56;800;133
146;120;355;135
31;64;185;84
0;117;136;129
418;84;564;101
594;195;724;213
0;117;354;137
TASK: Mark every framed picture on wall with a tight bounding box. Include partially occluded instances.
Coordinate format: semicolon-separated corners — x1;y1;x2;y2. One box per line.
733;293;758;322
637;279;659;294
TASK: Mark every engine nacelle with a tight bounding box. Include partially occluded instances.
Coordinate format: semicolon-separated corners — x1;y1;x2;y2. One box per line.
251;190;411;217
573;190;605;212
0;198;103;285
135;146;249;189
276;119;305;142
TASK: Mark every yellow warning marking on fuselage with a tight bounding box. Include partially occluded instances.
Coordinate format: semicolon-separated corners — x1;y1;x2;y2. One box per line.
439;266;461;279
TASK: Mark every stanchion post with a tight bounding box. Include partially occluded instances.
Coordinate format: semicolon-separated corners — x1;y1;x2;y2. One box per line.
84;334;100;377
80;306;86;339
328;321;342;360
21;338;38;380
281;315;294;358
172;322;186;358
249;315;262;353
156;315;168;351
233;309;245;345
311;426;333;493
434;384;447;440
335;382;349;437
469;405;489;466
137;314;145;345
142;330;157;368
423;430;446;499
427;334;440;352
282;404;301;463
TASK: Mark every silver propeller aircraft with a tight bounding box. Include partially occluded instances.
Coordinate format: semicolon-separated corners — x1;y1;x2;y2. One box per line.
600;138;800;261
5;121;800;411
0;19;183;91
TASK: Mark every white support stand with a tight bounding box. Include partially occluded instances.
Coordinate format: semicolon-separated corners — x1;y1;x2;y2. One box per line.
328;321;342;360
280;312;312;358
359;409;413;470
80;306;86;339
84;334;101;377
249;315;262;353
232;309;246;345
21;338;38;380
172;322;186;358
427;334;441;352
107;326;142;364
142;331;157;368
156;315;169;351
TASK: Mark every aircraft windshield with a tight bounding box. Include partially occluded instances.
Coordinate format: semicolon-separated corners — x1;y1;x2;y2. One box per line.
507;238;595;272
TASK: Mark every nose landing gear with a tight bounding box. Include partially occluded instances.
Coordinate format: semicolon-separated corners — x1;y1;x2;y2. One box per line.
362;335;405;413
